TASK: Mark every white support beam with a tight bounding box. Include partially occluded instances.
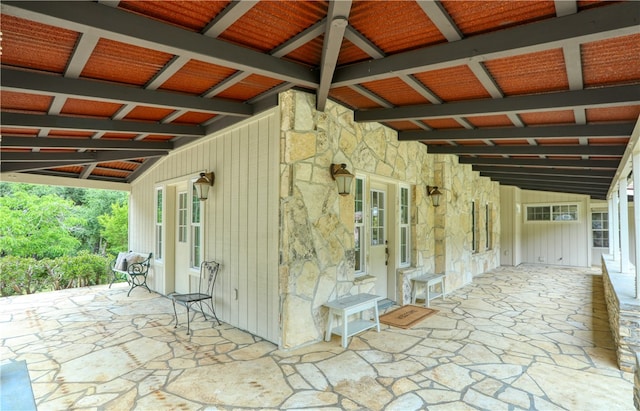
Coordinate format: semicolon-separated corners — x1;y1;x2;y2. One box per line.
608;197;615;257
619;180;631;272
612;189;620;261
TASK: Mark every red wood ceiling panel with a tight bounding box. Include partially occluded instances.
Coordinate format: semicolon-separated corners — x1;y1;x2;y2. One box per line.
588;137;629;145
284;36;324;67
92;168;131;178
51;166;83;174
0;128;39;136
1;15;78;73
81;39;174;86
159;60;238;95
61;98;123;118
215;75;284;101
171;112;216;125
337;38;372;66
535;138;580;145
582;34;640;87
329;87;383;109
1;91;52;113
586;105;640;122
118;1;229;32
441;1;556;36
361;78;431;106
383;121;423;131
98;161;138;171
519;110;575;125
465;114;514;127
413;65;491;101
422;118;465;129
484;49;568;96
349;1;446;54
124;106;175;122
218;1;328;54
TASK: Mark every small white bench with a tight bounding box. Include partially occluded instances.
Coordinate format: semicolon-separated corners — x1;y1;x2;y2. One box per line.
324;293;382;348
411;273;446;307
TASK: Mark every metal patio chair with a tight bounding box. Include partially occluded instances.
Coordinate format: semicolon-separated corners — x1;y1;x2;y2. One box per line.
170;260;221;335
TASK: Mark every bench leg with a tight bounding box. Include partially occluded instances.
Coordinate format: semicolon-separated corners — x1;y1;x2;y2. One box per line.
325;310;334;342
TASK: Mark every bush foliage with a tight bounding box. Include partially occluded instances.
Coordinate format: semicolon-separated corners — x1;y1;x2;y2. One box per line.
0;253;113;296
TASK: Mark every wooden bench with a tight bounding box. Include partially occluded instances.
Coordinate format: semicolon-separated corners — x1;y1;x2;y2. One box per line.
324;293;382;348
109;251;152;296
411;273;446;307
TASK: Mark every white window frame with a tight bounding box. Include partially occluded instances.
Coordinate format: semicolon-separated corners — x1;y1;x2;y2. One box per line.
190;182;203;268
155;187;163;260
354;176;366;276
178;191;188;243
592;211;609;248
525;203;580;223
399;184;411;267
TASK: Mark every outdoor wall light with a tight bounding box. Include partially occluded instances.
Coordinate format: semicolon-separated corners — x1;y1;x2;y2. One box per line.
194;172;215;201
426;185;442;207
330;163;354;196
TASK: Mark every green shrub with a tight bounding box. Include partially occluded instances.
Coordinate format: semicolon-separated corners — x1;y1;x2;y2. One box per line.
0;253;112;296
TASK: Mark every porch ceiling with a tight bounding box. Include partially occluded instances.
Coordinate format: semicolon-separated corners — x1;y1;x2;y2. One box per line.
1;0;639;199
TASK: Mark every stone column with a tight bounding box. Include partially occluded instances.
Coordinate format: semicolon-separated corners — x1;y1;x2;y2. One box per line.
612;188;620;261
633;152;640;298
619;180;630;273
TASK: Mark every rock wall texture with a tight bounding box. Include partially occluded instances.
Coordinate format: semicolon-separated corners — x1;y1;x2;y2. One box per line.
278;90;500;349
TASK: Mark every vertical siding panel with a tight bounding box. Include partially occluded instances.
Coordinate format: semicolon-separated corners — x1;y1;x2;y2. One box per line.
238;126;249;330
256;117;269;338
267;114;280;343
230;129;240;326
223;132;233;322
215;136;227;320
247;121;259;334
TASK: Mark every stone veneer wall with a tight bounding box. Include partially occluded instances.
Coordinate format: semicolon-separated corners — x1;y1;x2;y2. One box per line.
602;256;640;372
278;90;500;349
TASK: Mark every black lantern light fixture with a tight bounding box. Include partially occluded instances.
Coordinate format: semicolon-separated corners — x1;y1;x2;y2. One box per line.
426;185;442;207
194;172;215;201
330;163;354;196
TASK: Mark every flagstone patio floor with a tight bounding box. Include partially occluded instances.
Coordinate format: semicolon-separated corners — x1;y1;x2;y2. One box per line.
0;264;633;410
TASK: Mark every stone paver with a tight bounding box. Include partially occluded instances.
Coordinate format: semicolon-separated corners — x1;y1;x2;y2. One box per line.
0;264;633;410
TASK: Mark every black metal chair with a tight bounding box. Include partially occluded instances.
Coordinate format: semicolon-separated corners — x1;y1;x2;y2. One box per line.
170;260;221;335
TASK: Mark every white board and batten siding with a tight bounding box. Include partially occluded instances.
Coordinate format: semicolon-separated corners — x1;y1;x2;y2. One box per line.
130;108;280;344
501;188;591;267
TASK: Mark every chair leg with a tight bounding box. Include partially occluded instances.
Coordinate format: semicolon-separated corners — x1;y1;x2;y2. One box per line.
209;297;221;326
186;305;191;335
172;299;179;329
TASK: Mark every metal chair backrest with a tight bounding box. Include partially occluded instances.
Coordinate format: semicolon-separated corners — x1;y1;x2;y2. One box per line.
199;261;220;296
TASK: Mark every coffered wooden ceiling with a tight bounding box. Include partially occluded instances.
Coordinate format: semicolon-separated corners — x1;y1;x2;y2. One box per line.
1;1;639;198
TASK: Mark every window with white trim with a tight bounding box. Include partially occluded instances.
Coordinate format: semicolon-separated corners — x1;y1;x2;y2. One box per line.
526;203;579;222
155;188;163;260
178;192;188;243
354;177;365;274
190;184;202;268
399;185;410;266
592;211;609;248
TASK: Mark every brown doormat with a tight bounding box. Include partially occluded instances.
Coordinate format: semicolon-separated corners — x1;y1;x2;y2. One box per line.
379;305;439;329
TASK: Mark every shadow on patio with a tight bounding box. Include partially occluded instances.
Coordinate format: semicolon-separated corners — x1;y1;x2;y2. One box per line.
0;264;633;410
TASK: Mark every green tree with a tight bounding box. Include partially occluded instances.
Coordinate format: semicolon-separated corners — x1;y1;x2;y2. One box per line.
98;201;129;255
0;191;84;258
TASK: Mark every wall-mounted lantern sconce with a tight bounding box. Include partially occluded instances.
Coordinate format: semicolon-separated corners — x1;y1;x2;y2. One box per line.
194;172;215;201
330;163;354;196
426;185;442;207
